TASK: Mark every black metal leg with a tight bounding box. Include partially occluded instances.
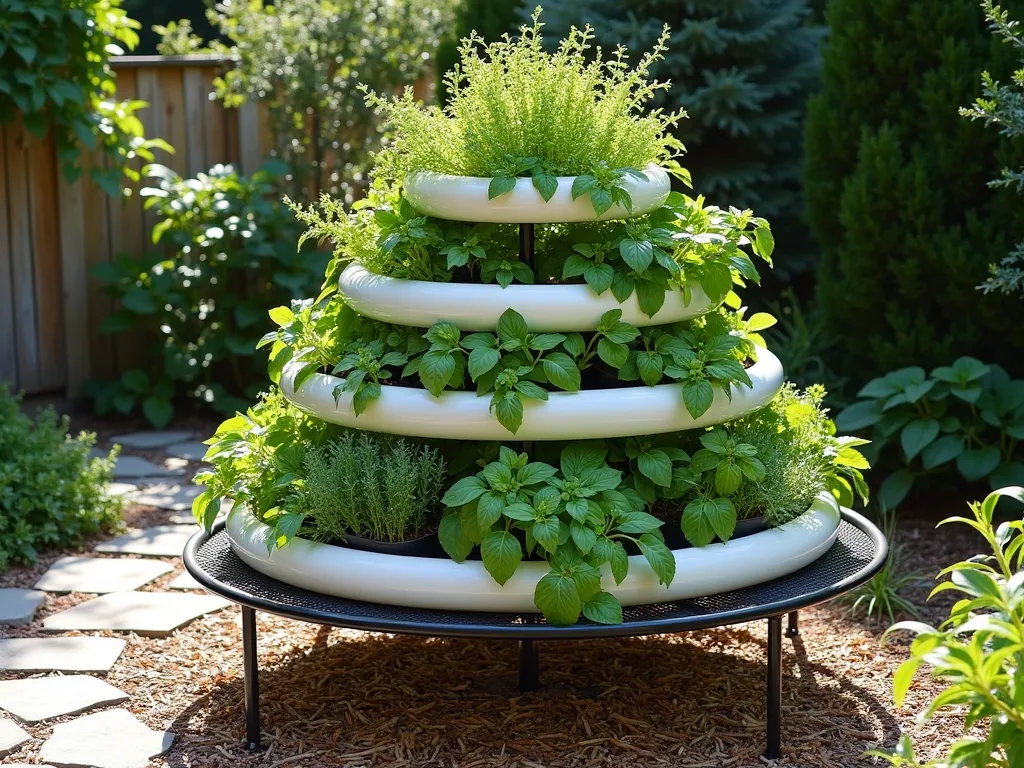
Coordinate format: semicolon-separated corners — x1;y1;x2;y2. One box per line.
241;606;261;751
518;639;540;693
765;615;782;760
787;610;799;638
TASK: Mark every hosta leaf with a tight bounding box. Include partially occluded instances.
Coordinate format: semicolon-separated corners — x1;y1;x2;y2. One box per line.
957;447;1001;483
535;572;582;626
921;435;964;470
480;531;522;586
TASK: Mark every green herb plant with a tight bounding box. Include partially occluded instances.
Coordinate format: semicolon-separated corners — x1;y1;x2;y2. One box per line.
0;386;122;571
296;433;446;543
837;358;1024;509
438;443;674;625
364;8;685;200
867;486;1024;768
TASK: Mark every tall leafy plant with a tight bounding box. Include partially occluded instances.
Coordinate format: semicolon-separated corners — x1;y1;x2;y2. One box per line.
0;0;170;193
537;0;826;282
805;0;1024;379
184;0;454;203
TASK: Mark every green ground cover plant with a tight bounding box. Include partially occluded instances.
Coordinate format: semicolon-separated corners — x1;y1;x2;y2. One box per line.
0;386;122;570
364;9;685;196
86;161;324;428
836;357;1024;508
869;486;1024;767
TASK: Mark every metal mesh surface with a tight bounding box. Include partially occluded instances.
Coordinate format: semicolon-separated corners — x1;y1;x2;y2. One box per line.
189;519;881;638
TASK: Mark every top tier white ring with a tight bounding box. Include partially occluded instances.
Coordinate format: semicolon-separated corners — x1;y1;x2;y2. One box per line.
404;164;671;223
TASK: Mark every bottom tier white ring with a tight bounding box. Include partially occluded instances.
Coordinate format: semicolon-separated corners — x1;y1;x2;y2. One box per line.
226;494;842;612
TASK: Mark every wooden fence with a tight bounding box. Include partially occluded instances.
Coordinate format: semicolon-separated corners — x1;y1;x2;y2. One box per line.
0;55;274;398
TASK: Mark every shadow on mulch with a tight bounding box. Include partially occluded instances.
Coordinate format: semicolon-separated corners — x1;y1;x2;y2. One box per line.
164;623;898;767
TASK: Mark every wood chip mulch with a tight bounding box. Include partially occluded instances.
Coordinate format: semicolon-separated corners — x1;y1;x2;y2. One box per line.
0;420;996;767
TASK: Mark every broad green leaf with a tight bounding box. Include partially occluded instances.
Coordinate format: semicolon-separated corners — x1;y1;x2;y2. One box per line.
488;175;516;199
637;449;673;487
634;279;666;317
438;512;473;562
582;591;623;624
957;447;1002;483
468;347;500;380
715;461;743;496
636;351;664;386
835;400;885;431
570;521;598;553
637;534;676;586
619;237;654;271
597;338;629;368
351;382;381;415
532;517;560;553
682;379;715;419
900;419;939;461
542;353;581;392
480;531;522;586
532;172;558;201
496;309;529;343
477;492;505;529
142;396;173;429
609;541;629;584
419;350;456;397
589;187;613;215
535;572;582;625
561;443;607;478
442;475;488;507
879;469;914;511
494;391;524;434
921;435;964;470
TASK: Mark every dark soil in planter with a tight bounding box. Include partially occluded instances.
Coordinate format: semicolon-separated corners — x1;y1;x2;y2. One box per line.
339;528;447;558
581;362;631;390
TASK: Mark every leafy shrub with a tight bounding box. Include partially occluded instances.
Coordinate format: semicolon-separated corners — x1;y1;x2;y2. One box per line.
836;357;1024;508
537;0;825;282
364;10;685;182
86;162;324;428
0;386;122;570
728;384;867;527
805;0;1024;378
962;1;1024;297
869;486;1024;767
297;434;446;543
169;0;454;203
0;0;170;193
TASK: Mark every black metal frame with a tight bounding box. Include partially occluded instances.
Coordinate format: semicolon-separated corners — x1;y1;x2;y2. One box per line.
184;510;886;761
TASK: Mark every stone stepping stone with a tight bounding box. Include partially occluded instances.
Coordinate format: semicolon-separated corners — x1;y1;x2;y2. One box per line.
169;497;230;526
165;440;208;461
40;708;174;768
167;571;202;591
35;557;173;594
0;675;128;723
110;431;192;450
0;718;30;758
42;592;230;637
0;589;45;625
0;638;125;672
105;482;138;497
107;455;184;480
94;525;196;558
129;483;202;512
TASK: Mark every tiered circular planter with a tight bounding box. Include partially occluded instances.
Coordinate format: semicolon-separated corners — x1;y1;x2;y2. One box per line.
228;166;844;612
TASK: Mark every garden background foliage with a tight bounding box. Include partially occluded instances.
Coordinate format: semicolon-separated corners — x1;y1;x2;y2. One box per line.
538;0;825;283
805;0;1024;380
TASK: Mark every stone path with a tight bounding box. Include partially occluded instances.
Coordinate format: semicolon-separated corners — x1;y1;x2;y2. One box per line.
0;430;225;766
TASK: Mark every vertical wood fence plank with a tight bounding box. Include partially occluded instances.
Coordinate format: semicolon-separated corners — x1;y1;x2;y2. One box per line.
4;118;40;393
0;126;17;387
57;161;89;397
27;129;65;392
203;67;228;167
82;152;115;381
237;101;263;176
158;67;188;176
183;67;209;176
